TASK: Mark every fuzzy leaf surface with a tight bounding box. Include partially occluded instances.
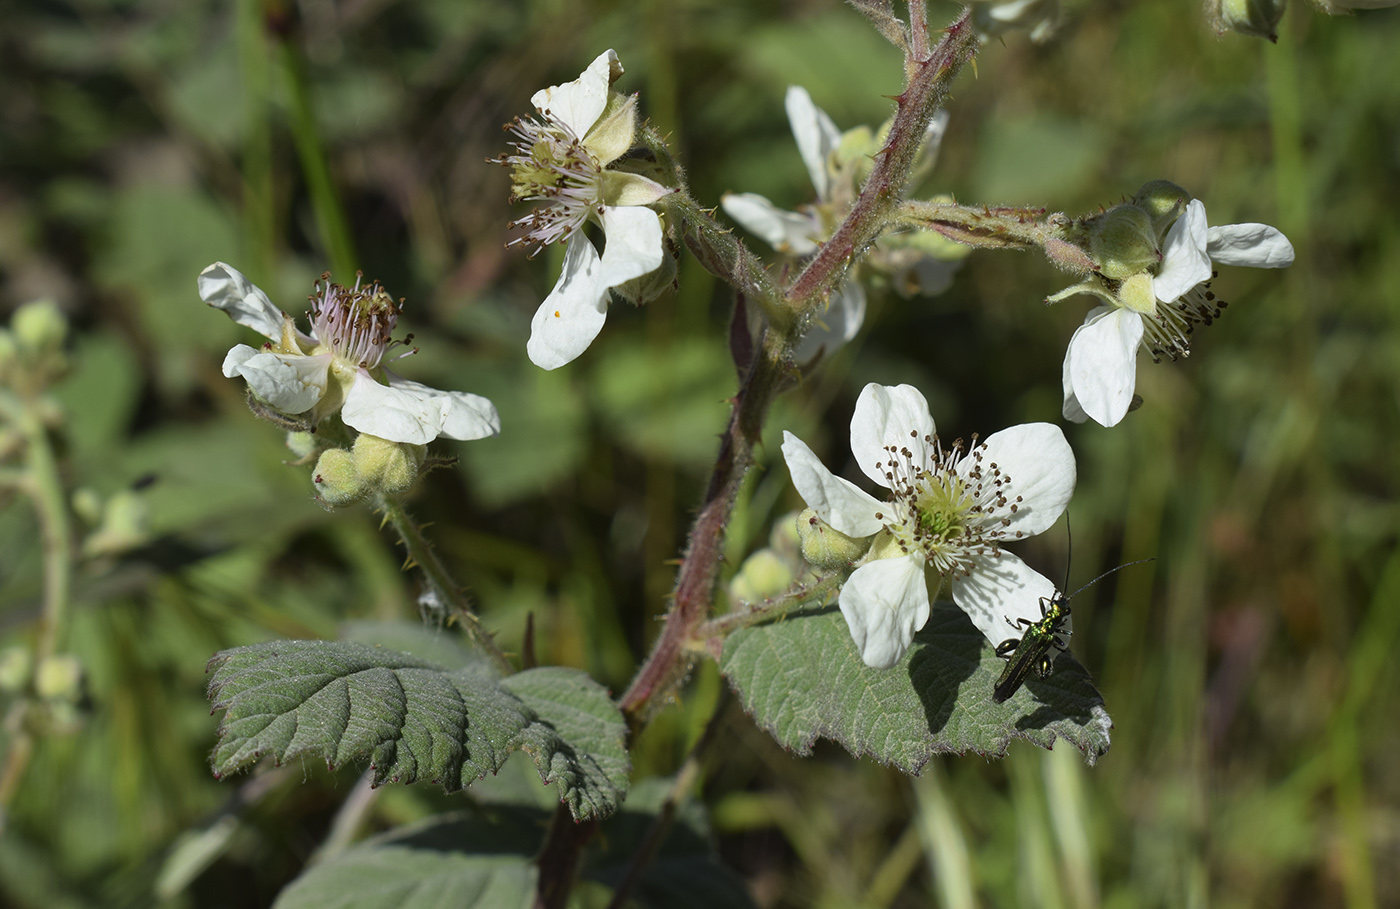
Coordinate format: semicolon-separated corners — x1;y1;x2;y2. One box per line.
207;641;629;819
720;601;1112;769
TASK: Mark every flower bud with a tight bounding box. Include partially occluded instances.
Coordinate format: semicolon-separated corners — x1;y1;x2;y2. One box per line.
1132;180;1192;241
83;489;151;558
0;647;32;693
312;447;369;507
11;300;68;356
1208;0;1288;41
797;508;872;572
730;549;796;604
351;433;427;497
1086;203;1160;280
35;654;84;702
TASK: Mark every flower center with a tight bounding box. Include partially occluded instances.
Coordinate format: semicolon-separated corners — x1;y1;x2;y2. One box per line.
1141;270;1227;362
496;116;605;255
873;430;1025;577
309;273;402;370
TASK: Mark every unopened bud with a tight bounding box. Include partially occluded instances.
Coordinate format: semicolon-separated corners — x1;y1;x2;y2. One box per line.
312;447;368;507
797;508;871;572
351;433;427;497
1132;181;1192;241
0;647;32;693
1209;0;1288;41
730;549;796;604
83;489;151;558
11;300;68;355
1087;204;1160;280
35;654;84;702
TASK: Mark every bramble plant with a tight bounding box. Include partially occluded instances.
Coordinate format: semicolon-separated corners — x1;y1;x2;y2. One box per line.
23;0;1400;905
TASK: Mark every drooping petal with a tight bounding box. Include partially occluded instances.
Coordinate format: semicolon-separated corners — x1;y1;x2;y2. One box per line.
1061;345;1091;424
1153;199;1212;303
530;49;622;139
199;262;290;342
784;85;841;200
838;554;930;669
952;551;1058;649
781;431;886;538
342;372;501;445
1066;307;1143;428
794;280;866;363
1206;223;1295;268
965;423;1075;537
222;346;329;414
849;383;937;489
595;205;664;288
528;232;610;370
720;193;822;256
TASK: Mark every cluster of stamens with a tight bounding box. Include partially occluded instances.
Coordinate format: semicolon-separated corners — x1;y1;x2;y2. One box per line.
1141;270;1228;363
871;428;1026;578
308;272;409;370
495;116;604;256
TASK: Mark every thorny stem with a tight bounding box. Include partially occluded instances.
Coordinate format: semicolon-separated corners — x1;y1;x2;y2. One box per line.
0;392;74;821
535;15;979;907
375;494;513;676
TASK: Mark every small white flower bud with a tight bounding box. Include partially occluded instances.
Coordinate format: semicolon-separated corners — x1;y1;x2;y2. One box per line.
35;654;84;702
730;549;797;604
11;300;68;356
0;647;32;693
312;447;369;507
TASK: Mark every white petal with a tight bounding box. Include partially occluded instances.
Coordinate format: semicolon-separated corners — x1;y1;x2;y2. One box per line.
785;85;841;200
199;262;287;341
528;232;609;370
1061;345;1090;423
952;552;1058;649
1153;199;1212;303
223;347;329;414
781;431;886;538
794;280;866;363
839;555;930;669
342;372;501;445
1206;223;1295;268
1066;307;1142;428
720;193;821;256
596;205;665;288
530;49;621;139
849;383;937;489
965;423;1074;537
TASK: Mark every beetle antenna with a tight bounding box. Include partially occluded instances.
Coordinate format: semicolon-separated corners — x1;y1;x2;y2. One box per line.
1065;558;1155;602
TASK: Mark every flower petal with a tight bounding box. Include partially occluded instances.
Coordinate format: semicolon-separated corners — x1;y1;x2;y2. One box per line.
1153;199;1212;303
222;345;329;414
785;85;841;200
530;49;622;139
849;383;937;489
1206;223;1295;269
952;552;1058;649
199;262;288;341
720;193;821;256
794;280;866;363
839;554;930;669
781;431;886;538
1066;307;1142;428
965;423;1074;538
528;232;609;370
596;205;664;288
342;372;501;445
1061;344;1091;423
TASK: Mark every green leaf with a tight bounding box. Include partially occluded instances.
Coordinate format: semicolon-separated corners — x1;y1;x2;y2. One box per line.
273;810;542;909
207;642;630;819
720;601;1112;769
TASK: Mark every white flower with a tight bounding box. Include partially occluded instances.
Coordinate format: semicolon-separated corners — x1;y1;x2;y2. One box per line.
199;262;499;445
782;383;1076;669
722;87;960;363
498;50;669;370
1060;199;1294;427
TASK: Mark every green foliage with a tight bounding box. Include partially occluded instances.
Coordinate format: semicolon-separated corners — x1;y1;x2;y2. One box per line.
722;602;1111;768
207;641;629;820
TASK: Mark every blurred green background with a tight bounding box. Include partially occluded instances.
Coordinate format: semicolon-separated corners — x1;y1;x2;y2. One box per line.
1;0;1397;906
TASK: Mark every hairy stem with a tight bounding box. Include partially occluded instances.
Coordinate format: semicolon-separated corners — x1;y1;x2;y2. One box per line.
375;495;513;675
